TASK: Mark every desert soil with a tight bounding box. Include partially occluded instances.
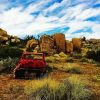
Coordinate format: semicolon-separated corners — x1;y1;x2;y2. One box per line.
0;62;100;100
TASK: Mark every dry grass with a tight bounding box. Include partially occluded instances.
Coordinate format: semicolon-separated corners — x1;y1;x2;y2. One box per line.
92;74;100;82
24;78;66;100
24;76;91;100
45;52;69;63
47;63;81;74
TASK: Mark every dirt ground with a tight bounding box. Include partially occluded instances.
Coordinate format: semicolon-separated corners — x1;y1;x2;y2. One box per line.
0;62;100;100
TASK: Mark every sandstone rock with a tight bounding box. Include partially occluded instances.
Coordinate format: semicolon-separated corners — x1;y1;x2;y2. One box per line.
66;40;73;53
53;33;66;53
0;28;8;36
72;38;81;52
0;28;20;45
11;39;16;43
26;39;38;50
40;35;55;54
0;36;8;43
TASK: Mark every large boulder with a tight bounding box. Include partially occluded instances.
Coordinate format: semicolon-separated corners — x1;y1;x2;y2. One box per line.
0;28;20;45
53;33;66;53
0;28;8;36
0;28;9;43
66;40;73;53
72;38;81;52
26;39;38;50
40;35;55;54
0;36;8;42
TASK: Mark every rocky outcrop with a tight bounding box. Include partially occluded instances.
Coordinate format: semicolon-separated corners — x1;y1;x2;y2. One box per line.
53;33;66;53
0;28;20;45
40;35;55;54
26;39;38;50
0;28;9;43
66;40;73;53
72;38;81;52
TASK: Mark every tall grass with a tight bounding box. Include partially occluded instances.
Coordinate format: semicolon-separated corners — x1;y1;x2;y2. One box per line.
24;78;66;100
63;76;91;100
47;63;81;74
24;76;91;100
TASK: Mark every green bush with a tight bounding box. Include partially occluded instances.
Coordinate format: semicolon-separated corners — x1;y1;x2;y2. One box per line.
0;57;18;72
95;49;100;62
0;46;23;58
86;50;95;59
86;49;100;62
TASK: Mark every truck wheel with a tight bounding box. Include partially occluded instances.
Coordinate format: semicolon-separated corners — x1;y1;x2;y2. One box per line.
15;69;25;79
14;70;20;79
24;71;30;79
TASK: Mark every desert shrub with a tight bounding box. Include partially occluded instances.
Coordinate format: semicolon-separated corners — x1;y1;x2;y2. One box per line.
72;53;82;59
66;57;74;63
0;46;23;58
86;49;100;62
53;54;60;57
45;56;55;63
63;76;91;100
59;52;68;57
24;79;66;100
24;77;91;100
86;50;95;59
80;57;89;63
95;49;100;62
46;55;68;63
92;75;100;82
65;65;81;74
0;57;18;72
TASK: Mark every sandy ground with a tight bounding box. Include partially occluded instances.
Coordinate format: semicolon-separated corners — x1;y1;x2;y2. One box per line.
0;62;100;100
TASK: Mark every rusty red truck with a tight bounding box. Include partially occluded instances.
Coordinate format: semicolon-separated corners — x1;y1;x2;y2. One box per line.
13;52;46;78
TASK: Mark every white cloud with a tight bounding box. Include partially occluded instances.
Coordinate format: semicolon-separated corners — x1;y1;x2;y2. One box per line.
0;0;100;40
76;8;100;20
25;0;52;14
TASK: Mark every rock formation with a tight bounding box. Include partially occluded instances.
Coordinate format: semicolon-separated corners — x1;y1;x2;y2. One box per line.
0;28;20;45
26;39;38;51
66;40;73;53
40;35;55;54
72;38;81;52
53;33;66;53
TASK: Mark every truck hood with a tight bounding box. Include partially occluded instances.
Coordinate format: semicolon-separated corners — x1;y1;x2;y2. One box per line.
18;59;46;68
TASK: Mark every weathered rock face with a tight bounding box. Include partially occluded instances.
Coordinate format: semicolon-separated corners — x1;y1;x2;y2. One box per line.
0;28;8;36
66;40;73;53
40;35;55;54
26;39;38;50
10;36;20;44
0;28;9;43
53;33;66;53
0;28;20;45
72;38;81;52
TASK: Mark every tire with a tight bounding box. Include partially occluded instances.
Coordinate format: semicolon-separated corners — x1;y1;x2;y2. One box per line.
14;69;25;79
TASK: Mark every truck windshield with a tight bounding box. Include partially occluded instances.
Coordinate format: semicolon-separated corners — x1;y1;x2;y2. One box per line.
23;54;43;60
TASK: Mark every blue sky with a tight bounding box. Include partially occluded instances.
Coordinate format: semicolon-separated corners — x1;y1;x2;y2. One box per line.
0;0;100;39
